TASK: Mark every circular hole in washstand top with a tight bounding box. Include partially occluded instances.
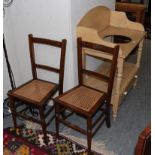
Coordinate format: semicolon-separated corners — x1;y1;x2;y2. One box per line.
104;35;132;43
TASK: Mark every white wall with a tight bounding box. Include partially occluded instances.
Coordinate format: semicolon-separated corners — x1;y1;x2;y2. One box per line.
70;0;115;85
3;53;12;99
3;0;74;95
3;13;22;99
3;0;115;98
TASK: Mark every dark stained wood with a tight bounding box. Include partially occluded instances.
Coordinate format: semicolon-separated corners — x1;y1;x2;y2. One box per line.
35;64;60;73
82;40;117;54
87;118;92;154
106;103;111;128
9;97;17;128
116;2;146;23
45;106;55;118
54;37;119;154
55;101;60;138
59;39;67;94
77;37;83;85
29;34;37;79
32;37;62;48
107;45;119;102
16;111;41;124
8;34;67;145
59;118;87;135
135;124;151;155
46;115;55;127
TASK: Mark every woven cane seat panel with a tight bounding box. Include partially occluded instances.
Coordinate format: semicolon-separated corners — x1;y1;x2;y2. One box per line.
13;80;56;102
59;86;103;112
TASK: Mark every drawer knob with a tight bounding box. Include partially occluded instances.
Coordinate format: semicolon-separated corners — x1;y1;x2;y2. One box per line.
135;75;138;79
124;91;128;95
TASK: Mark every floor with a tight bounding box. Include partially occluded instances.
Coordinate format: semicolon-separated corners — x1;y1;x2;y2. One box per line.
3;39;151;155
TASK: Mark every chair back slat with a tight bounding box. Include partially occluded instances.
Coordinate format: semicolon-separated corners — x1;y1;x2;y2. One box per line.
35;64;60;73
82;69;109;83
28;34;67;94
77;37;119;102
32;37;62;47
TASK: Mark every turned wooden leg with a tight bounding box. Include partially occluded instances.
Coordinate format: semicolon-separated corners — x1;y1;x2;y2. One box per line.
55;102;60;138
112;94;121;120
9;97;17;128
39;107;48;145
136;40;144;69
134;40;144;88
87;117;92;155
112;57;124;120
133;75;138;88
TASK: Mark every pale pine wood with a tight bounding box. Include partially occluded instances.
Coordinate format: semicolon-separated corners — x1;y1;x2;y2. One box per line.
110;11;144;30
77;5;145;119
136;40;144;68
99;26;145;58
84;62;138;95
78;6;111;31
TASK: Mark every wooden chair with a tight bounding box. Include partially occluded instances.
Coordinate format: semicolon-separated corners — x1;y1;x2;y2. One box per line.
115;2;147;24
8;34;67;145
116;0;144;4
54;38;119;154
135;124;151;155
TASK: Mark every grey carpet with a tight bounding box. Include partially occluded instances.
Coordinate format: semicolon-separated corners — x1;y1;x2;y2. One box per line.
3;39;151;155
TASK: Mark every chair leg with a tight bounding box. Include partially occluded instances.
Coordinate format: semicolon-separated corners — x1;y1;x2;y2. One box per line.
55;102;60;138
60;105;66;118
39;107;48;145
9;97;17;128
87;117;92;155
106;103;111;128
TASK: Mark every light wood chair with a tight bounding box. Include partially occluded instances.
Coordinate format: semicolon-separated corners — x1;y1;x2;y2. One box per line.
8;34;67;145
54;38;119;154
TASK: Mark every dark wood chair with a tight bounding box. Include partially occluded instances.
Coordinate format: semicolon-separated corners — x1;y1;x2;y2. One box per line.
116;2;147;24
135;124;151;155
54;38;119;154
8;34;67;145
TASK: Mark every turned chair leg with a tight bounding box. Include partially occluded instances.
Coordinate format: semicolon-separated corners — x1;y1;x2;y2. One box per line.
87;117;92;155
39;107;48;145
9;97;17;128
55;102;60;138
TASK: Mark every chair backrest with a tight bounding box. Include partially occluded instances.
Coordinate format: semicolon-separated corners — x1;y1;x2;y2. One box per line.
115;2;146;23
77;37;119;102
28;34;67;94
135;124;151;155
